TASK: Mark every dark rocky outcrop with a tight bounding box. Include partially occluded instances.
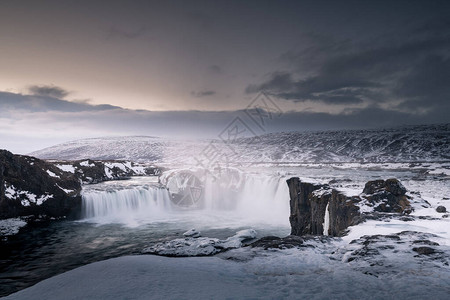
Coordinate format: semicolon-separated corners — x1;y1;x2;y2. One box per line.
249;235;305;250
51;159;161;184
287;178;361;237
287;177;412;237
362;179;412;213
0;150;81;219
1;151;162;221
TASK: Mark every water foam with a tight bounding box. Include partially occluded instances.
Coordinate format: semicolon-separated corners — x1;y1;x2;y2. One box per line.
81;174;290;227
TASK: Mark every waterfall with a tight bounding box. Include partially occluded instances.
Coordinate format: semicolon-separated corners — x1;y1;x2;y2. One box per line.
81;186;172;226
323;202;330;236
81;174;290;227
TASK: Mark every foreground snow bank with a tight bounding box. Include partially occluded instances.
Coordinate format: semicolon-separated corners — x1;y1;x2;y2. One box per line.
5;244;450;300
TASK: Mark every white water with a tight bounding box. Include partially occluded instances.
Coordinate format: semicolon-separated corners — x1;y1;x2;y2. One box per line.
81;174;291;228
323;202;330;236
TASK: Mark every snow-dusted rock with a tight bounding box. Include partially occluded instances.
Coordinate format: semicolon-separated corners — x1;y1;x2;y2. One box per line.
53;159;161;184
142;229;257;257
0;218;27;238
183;228;201;238
287;177;417;237
361;178;412;213
333;231;450;276
0;150;82;220
287;178;361;237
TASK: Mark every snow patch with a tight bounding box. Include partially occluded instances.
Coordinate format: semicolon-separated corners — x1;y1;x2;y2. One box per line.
55;164;75;173
104;162;127;172
46;170;60;178
0;218;27;236
4;183;52;206
56;183;75;194
104;166;113;179
79;160;95;167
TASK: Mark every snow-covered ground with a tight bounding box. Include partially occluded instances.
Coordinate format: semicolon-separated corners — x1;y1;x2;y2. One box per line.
4;241;450;300
29;124;450;165
3;125;450;299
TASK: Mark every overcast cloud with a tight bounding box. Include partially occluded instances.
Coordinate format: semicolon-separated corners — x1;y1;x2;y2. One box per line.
0;1;449;153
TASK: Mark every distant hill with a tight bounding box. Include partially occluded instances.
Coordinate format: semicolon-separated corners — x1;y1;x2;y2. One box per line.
30;124;450;164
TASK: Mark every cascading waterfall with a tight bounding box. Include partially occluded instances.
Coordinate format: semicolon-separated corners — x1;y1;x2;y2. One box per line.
81;173;290;227
323;202;330;236
82;186;173;225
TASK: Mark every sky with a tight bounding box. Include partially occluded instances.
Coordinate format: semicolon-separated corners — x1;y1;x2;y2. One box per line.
1;0;449;153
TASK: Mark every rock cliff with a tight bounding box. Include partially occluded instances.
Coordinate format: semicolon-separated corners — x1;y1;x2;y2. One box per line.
287;177;412;237
0;150;81;219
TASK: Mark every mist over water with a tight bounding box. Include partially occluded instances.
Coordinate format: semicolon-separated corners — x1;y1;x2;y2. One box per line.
81;174;291;229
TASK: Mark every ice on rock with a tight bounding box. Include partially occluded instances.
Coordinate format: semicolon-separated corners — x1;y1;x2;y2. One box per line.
183;228;201;238
220;229;257;249
142;229;257;257
0;218;27;237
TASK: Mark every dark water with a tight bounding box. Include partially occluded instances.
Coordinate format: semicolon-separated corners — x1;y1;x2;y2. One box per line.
0;220;286;297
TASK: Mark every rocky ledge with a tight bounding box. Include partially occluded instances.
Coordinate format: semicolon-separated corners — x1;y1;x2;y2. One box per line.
287;177;413;237
0;150;161;223
0;150;82;220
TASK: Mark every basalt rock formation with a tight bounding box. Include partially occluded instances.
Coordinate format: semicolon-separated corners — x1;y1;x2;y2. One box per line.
0;150;82;219
361;179;412;214
287;177;412;237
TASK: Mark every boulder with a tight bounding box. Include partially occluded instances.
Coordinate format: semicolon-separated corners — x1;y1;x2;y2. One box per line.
361;178;412;213
436;206;447;213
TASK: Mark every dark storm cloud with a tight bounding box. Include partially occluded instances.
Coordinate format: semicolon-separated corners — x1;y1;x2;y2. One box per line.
0;91;118;113
28;85;70;99
247;23;450;109
394;55;450;110
191;90;216;97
